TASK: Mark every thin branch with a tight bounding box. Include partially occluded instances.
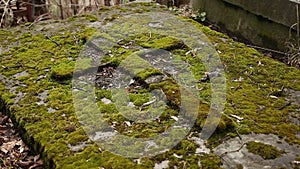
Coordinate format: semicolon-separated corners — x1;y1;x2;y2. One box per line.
0;0;12;27
27;13;51;28
297;3;299;45
246;44;286;55
289;23;297;40
219;142;246;157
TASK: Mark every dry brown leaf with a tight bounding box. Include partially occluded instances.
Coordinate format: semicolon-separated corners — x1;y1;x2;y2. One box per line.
0;140;17;154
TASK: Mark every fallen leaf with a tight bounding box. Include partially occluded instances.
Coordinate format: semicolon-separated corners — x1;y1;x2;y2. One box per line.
34;155;40;162
1;141;17;154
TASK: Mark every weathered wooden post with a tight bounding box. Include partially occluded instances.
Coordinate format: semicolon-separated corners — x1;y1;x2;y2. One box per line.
26;0;33;21
290;0;300;43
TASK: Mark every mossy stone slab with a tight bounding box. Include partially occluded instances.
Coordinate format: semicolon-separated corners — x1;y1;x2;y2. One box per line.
0;2;299;169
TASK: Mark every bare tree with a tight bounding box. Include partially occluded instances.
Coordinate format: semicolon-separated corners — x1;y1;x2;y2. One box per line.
0;0;14;27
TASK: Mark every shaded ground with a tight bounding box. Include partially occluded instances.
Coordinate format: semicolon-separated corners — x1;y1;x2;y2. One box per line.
0;112;43;169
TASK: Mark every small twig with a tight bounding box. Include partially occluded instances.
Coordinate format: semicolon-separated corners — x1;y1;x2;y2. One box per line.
27;13;51;28
246;44;286;55
278;101;291;110
235;128;242;140
45;34;60;46
140;99;156;110
220;142;246;157
147;31;152;41
42;49;55;55
289;23;297;40
232;105;264;129
94;0;99;8
72;87;89;92
58;0;63;20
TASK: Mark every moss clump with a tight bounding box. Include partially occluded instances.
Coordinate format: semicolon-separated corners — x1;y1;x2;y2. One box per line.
200;154;222;169
95;89;112;100
246;141;284;159
67;129;89;145
136;68;163;80
137;34;187;51
74;58;93;71
104;14;119;22
149;79;181;107
98;6;110;13
0;2;300;169
82;14;99;22
128;93;150;107
51;59;75;80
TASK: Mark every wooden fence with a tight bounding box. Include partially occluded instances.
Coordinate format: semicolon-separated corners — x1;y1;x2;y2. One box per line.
46;0;121;20
0;0;189;27
0;0;122;27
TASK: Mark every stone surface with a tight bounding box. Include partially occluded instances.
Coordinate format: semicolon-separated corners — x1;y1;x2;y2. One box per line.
193;0;298;51
223;0;297;27
214;134;300;169
0;2;299;169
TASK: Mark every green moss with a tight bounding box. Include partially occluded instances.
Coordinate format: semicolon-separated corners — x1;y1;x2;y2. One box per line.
179;140;197;154
128;93;150;107
98;6;110;13
82;14;99;22
149;79;181;106
51;59;75;80
237;125;252;134
95;89;112;99
246;141;284;159
48;88;72;103
104;14;119;22
98;103;118;114
112;5;129;12
0;2;300;169
136;68;163;80
137;34;187;51
75;58;93;71
200;154;222;169
67;129;89;145
125;2;139;7
1;93;16;105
